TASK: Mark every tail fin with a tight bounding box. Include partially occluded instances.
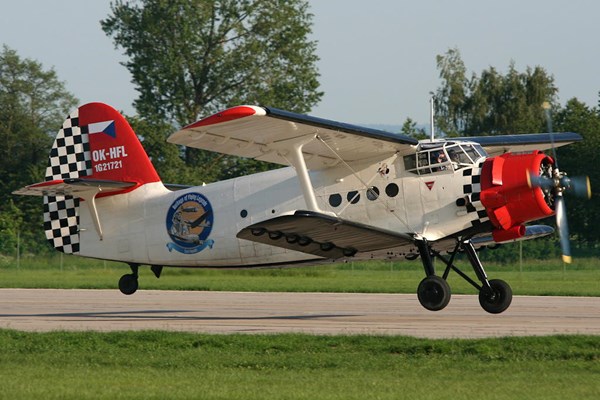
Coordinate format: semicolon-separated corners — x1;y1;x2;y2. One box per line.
21;102;160;253
56;102;160;184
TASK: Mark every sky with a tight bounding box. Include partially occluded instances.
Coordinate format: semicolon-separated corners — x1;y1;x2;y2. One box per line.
1;0;599;127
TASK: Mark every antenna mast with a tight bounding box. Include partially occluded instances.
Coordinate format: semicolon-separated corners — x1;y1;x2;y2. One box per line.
430;97;435;142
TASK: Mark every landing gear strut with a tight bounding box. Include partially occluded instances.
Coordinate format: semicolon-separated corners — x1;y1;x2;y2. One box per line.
415;239;452;311
415;239;513;314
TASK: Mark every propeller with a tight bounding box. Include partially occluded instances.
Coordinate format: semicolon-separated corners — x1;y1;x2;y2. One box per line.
527;102;591;263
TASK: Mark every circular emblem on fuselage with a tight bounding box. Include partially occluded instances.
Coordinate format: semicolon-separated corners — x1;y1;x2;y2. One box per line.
166;192;214;254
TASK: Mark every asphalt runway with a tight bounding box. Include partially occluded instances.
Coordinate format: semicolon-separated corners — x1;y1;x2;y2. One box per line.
1;289;600;338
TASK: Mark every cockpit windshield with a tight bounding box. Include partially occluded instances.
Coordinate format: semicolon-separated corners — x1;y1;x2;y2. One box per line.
403;141;487;175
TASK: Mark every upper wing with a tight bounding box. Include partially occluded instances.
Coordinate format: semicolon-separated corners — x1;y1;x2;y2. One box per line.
168;106;418;169
455;132;582;156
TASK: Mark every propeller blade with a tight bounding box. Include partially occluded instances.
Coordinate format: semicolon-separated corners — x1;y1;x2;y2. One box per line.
540;102;590;263
563;176;592;199
542;101;559;168
555;195;572;264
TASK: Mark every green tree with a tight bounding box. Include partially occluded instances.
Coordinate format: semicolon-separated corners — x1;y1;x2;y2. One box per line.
0;45;78;254
432;47;598;249
433;47;469;136
400;117;427;139
433;48;557;136
555;98;600;246
102;0;322;183
127;116;195;185
466;63;556;135
0;200;23;255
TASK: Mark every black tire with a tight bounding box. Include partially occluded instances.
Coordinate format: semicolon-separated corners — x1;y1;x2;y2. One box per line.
118;274;139;295
417;276;451;311
479;279;512;314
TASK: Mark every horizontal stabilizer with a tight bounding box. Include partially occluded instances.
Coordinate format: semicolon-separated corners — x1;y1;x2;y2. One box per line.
13;178;137;242
13;178;136;197
237;210;414;259
470;225;554;247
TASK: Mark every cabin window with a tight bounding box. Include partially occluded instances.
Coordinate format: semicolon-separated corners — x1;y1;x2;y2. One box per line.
329;193;342;207
446;143;486;169
347;191;360;204
385;183;399;197
403;146;449;175
404;141;486;174
403;154;417;171
367;186;380;201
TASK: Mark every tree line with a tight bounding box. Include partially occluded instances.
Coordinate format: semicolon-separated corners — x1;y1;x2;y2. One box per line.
432;48;600;253
1;0;599;259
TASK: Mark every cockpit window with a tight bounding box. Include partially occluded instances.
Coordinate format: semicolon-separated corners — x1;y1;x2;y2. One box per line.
403;141;487;175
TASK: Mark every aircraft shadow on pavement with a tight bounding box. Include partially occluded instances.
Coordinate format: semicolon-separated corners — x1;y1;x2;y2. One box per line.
0;310;361;321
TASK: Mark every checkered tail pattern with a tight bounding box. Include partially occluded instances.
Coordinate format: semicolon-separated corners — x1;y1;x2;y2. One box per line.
43;108;92;254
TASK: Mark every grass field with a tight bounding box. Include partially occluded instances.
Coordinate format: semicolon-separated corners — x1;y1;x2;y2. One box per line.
1;254;600;296
2;255;600;399
0;330;598;399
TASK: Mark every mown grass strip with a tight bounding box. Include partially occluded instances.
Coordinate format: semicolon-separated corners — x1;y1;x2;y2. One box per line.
1;256;600;296
0;330;599;399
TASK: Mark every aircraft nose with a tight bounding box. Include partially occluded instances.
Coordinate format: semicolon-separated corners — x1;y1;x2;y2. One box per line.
479;151;555;241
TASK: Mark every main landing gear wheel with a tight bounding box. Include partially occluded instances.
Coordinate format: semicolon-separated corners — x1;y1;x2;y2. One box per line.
417;276;451;311
118;273;139;295
479;279;512;314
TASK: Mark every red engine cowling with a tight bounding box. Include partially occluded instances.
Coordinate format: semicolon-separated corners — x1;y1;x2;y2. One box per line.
479;151;554;242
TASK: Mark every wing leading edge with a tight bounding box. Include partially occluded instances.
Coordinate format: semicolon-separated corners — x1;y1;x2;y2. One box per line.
168;106;418;170
456;132;582;156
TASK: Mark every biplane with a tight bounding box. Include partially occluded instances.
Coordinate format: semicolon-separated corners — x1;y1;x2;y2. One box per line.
14;102;590;314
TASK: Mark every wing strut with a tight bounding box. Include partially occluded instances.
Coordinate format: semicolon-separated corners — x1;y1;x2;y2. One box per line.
79;189;105;240
272;134;326;213
290;135;321;212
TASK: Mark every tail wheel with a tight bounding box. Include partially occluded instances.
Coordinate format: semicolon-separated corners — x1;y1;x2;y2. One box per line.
417;276;451;311
118;273;139;295
479;279;512;314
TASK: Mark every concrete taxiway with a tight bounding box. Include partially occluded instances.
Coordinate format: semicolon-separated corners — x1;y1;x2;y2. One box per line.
1;289;599;338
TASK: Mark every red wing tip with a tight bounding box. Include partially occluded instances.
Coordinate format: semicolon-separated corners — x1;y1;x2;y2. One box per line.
183;106;265;130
